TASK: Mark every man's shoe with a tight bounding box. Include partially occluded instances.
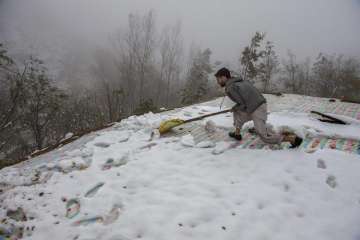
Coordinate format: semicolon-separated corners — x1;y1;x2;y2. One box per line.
229;132;242;141
248;127;257;134
290;136;303;148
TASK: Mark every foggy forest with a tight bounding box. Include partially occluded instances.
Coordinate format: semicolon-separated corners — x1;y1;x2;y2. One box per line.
1;1;360;167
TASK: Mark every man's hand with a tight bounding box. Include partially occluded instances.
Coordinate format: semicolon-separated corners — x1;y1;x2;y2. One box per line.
230;105;236;112
231;104;241;112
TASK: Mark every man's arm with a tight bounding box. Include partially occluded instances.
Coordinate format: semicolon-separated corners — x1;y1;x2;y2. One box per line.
227;84;247;112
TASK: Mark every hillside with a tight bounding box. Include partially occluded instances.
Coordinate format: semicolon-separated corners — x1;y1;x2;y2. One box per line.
1;94;360;240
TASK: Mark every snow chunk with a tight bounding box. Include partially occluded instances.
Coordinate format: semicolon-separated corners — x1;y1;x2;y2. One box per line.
48;157;89;173
196;141;216;148
81;148;94;158
64;132;74;139
205;120;217;133
181;135;195;147
119;112;165;131
118;131;131;143
212;141;230;155
66;149;82;157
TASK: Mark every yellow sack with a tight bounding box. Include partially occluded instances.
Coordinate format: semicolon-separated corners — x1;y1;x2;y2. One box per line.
158;119;185;134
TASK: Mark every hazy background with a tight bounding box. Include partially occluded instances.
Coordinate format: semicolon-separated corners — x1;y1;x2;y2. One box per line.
1;0;360;71
1;0;360;164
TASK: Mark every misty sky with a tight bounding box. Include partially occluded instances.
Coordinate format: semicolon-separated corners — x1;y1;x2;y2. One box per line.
1;0;360;68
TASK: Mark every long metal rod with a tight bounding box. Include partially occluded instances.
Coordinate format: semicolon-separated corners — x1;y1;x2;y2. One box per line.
183;109;231;124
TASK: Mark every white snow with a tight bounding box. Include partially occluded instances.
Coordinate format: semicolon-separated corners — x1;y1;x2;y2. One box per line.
1;94;360;240
181;135;196;147
195;141;216;149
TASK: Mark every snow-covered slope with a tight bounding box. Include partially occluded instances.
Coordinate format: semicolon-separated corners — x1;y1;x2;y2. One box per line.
1;94;360;240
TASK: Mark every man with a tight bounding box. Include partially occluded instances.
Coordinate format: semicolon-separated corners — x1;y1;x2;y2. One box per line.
215;67;302;148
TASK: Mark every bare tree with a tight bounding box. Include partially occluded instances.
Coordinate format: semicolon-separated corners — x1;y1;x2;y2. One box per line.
20;56;67;149
258;41;279;93
56;89;106;134
341;57;360;100
313;53;360;99
91;49;124;122
114;10;157;114
297;57;312;95
0;44;31;156
158;21;183;107
282;50;300;93
182;47;213;105
0;44;24;135
138;11;157;103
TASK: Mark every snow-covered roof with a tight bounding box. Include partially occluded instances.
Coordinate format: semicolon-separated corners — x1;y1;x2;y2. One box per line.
1;94;360;240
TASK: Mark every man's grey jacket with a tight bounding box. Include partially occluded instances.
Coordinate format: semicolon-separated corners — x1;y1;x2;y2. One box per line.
225;78;266;114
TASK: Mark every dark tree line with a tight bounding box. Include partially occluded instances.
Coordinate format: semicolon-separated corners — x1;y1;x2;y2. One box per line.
0;46;67;160
239;32;360;100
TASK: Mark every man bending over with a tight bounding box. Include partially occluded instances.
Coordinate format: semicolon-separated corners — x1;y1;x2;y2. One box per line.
215;67;302;148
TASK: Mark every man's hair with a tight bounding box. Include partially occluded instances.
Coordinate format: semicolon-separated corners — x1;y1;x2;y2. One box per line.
214;68;231;79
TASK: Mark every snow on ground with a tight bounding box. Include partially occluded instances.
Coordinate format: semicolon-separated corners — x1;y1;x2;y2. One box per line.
1;94;360;240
